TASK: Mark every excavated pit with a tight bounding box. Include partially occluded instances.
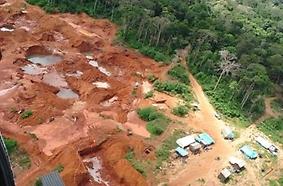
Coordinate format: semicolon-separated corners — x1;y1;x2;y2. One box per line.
26;45;63;66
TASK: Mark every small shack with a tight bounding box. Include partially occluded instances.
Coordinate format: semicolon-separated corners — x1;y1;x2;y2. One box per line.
255;136;278;155
41;171;65;186
222;127;234;140
195;133;215;146
176;135;195;148
229;156;245;172
189;142;202;154
240;145;258;159
175;147;189;157
218;168;231;183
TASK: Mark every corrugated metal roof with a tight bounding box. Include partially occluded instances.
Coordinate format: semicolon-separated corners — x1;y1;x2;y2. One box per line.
175;147;189;157
240;145;258;159
220;168;231;178
255;136;272;149
176;135;195;148
196;133;214;146
229;156;245;168
41;171;64;186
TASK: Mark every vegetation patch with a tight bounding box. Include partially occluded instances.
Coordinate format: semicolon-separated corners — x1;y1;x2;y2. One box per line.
3;138;31;169
155;130;186;169
172;105;189;117
271;99;283;113
153;80;192;103
125;149;146;176
21;110;33;119
144;91;154;99
168;64;189;84
257;117;283;145
137;107;170;136
54;164;64;173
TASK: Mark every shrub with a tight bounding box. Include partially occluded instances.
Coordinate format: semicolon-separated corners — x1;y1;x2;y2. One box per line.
168;64;189;84
172;105;189;117
137;107;169;136
144;91;154;99
153;80;189;95
146;118;169;136
3;138;18;155
21;110;33;119
35;178;42;186
137;107;165;122
54;164;64;173
271;98;283;113
147;74;158;83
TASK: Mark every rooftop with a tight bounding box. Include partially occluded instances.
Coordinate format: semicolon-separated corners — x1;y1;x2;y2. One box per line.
41;171;65;186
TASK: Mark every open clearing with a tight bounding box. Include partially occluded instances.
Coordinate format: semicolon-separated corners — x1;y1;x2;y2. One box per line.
0;0;282;186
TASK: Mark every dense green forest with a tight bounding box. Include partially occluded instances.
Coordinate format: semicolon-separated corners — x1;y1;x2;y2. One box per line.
27;0;283;123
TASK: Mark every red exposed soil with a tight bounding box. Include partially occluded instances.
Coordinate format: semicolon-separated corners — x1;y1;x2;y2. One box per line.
0;0;163;185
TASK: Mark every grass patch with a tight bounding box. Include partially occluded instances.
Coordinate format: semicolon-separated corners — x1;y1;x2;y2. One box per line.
147;74;158;83
137;107;170;136
155;130;186;169
3;138;18;154
257;117;283;145
125;149;146;176
271;99;283;113
21;110;33;119
3;138;31;169
172;105;189;117
144;91;154;99
153;80;193;103
35;178;42;186
168;64;189;84
54;164;64;173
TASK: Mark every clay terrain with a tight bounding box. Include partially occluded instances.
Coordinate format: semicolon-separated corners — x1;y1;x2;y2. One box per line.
0;1;282;186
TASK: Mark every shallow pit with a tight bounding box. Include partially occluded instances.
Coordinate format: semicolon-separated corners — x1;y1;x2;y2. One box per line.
21;64;47;75
27;54;62;66
0;24;15;32
43;71;68;88
83;157;109;186
56;88;79;99
92;82;110;89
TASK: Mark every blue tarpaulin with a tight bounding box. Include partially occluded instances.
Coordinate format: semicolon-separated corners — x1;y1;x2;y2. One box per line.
175;147;189;157
240;145;258;159
195;133;215;146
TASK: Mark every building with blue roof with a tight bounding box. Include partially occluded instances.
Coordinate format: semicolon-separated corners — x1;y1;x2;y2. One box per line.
240;145;258;159
195;133;215;146
175;147;189;157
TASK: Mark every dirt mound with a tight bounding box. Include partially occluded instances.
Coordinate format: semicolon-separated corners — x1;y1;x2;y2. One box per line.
0;0;6;5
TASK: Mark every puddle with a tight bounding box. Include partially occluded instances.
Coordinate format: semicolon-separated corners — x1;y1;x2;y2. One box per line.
83;157;109;186
43;71;68;88
100;96;118;107
66;71;83;78
27;55;62;66
92;82;110;89
56;88;79;99
89;60;111;76
21;64;47;75
0;27;14;32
